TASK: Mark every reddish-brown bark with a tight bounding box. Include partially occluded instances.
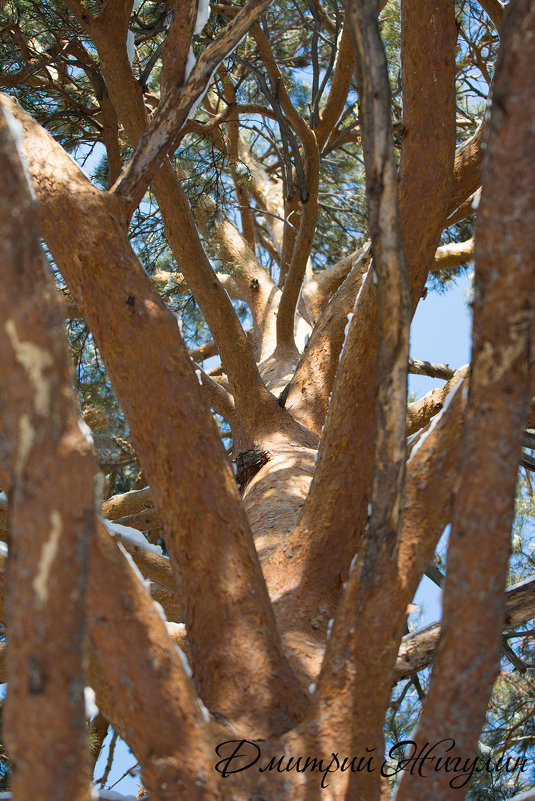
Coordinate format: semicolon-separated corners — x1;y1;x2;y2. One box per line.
398;2;535;798
265;0;457;650
0;105;93;801
81;9;283;445
0;1;532;798
88;523;220;801
2;95;307;738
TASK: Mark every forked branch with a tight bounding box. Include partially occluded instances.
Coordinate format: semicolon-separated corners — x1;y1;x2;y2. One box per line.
111;0;275;208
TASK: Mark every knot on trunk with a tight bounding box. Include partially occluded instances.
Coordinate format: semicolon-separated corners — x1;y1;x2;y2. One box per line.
234;447;270;492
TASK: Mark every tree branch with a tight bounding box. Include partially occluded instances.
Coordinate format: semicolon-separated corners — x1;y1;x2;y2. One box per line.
315;23;356;151
398;4;535;794
399;0;458;307
111;0;275;207
478;0;505;30
394;578;535;682
81;18;283;444
203;216;283;361
284;249;372;434
217;65;257;248
407;366;468;435
432;238;474;272
249;24;321;352
159;0;197;98
3;94;307;738
87;521;219;801
265;0;457;698
408;357;456;381
306;2;410;786
301;247;365;324
447;119;488;219
0;102;94;801
400;370;469;603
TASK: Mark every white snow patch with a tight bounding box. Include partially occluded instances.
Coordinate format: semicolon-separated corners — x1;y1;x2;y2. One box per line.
198;698;211;723
308;683;316;694
126;31;135;65
0;542;7;557
79;419;94;445
185;46;196;79
409;377;464;463
85;686;99;720
104;519;163;556
167;621;186;635
372;268;378;285
484;95;493;123
471;189;481;210
349;552;358;575
226;32;248;59
195;0;211;33
187;77;214;119
33;511;62;605
295;314;312;353
16;414;34;477
116;541;149;589
340;263;371;358
126;0;143;65
177;645;193;678
111;487;148;502
0;491;6;503
367;503;372;517
195;368;203;385
153;600;167;623
326;618;334;639
343;312;354;340
355;264;371;310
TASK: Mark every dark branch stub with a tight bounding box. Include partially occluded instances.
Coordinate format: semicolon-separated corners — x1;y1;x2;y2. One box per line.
234;447;270;491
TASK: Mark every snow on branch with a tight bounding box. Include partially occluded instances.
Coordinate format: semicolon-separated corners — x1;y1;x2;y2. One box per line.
87;522;218;798
103;518;163;556
111;0;274;209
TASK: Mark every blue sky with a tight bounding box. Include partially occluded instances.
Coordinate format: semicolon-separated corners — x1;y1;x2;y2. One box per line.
409;273;473;400
409;272;473;623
